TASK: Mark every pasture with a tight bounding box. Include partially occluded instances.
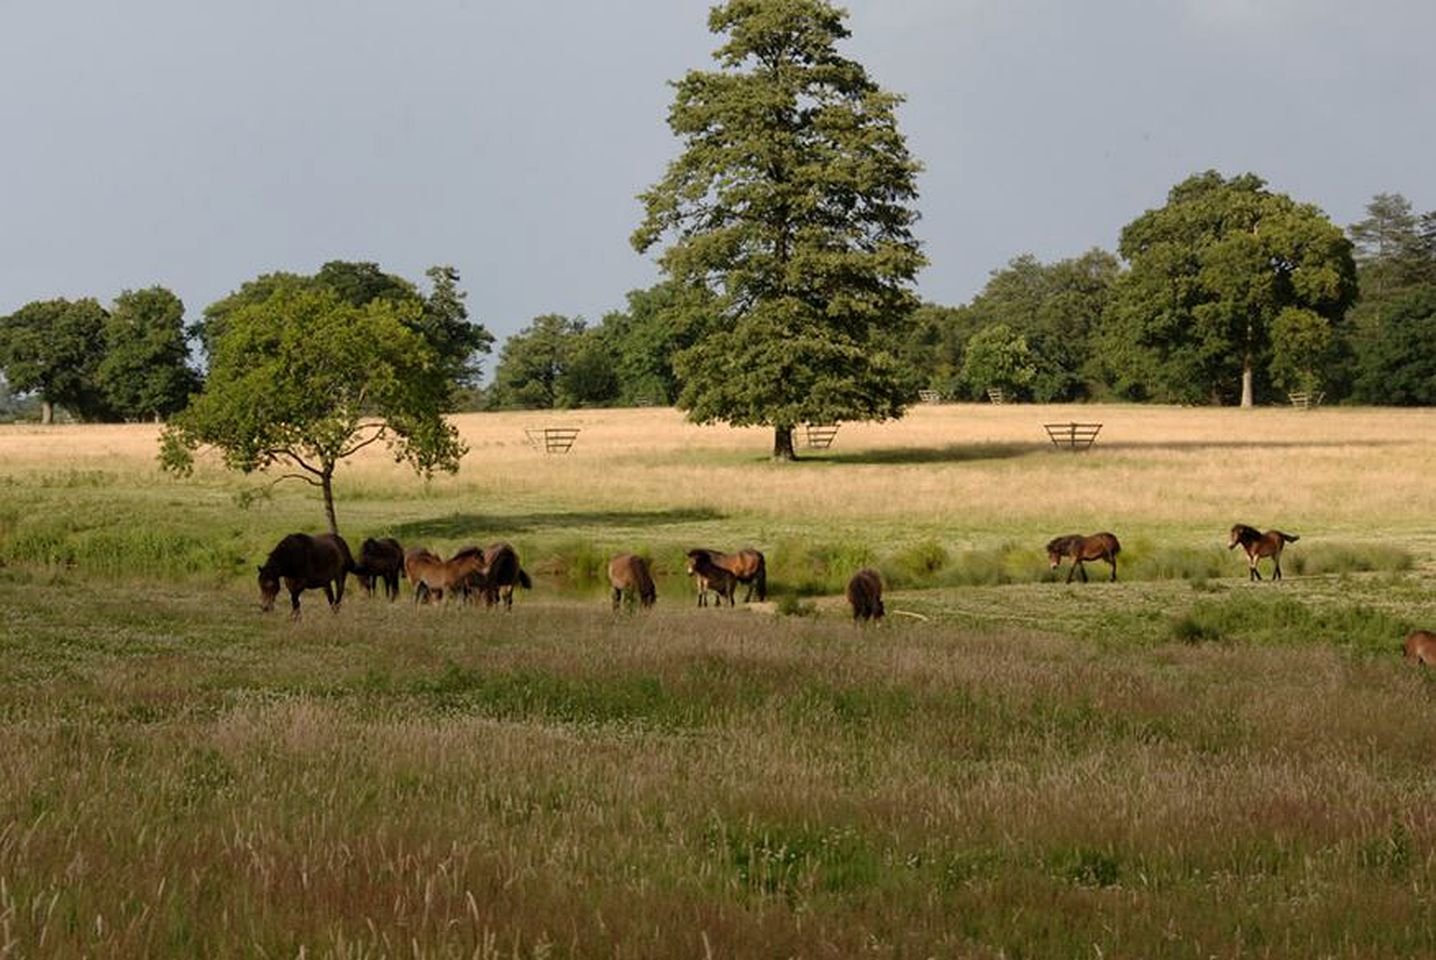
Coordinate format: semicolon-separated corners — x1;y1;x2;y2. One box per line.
2;404;1435;958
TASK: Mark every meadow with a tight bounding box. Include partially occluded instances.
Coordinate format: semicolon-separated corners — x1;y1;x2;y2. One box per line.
2;404;1435;958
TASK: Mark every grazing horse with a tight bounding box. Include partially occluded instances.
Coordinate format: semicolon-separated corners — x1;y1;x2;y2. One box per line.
1404;630;1436;666
468;542;532;611
690;548;767;603
405;547;486;604
258;532;353;617
1046;532;1121;583
686;549;736;607
608;553;656;611
354;537;404;601
845;568;885;622
1228;524;1299;581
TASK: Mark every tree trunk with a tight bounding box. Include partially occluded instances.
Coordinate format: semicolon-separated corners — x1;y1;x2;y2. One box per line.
1240;353;1254;408
40;400;53;425
772;425;797;461
320;468;339;536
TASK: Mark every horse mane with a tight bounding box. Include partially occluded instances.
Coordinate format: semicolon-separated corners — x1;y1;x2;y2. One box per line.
451;545;485;563
1231;523;1261;544
1045;534;1079;554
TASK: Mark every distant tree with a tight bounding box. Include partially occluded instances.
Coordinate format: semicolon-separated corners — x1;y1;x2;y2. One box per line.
161;283;465;534
598;283;714;406
1348;193;1434;305
489;315;587;409
97;287;201;421
1099;171;1357;406
0;298;113;423
1269;308;1337;397
632;0;925;459
960;324;1035;398
962;249;1120;401
1351;288;1436;405
558;329;621;407
420;266;495;389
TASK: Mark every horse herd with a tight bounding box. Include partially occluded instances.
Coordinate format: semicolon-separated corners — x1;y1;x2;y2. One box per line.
256;524;1436;658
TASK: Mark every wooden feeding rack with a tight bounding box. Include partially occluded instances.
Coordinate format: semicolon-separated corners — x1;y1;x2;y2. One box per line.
1288;391;1325;410
986;387;1007;405
523;426;581;454
1043;421;1102;451
803;423;840;450
918;389;942;404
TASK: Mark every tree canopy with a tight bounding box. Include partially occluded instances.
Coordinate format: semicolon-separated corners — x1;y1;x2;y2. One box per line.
161;282;465;534
632;0;925;458
1098;171;1357;406
98;287;201;421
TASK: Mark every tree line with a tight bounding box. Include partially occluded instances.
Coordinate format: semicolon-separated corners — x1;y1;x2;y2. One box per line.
488;181;1436;413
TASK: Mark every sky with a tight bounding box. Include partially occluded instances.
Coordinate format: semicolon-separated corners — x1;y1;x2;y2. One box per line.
1;0;1433;354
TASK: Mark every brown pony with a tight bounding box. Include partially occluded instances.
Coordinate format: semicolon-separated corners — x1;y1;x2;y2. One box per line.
354;537;404;601
845;568;885;622
608;553;656;611
1046;532;1121;583
1228;524;1299;581
690;548;767;602
405;546;486;604
686;549;736;607
258;532;354;616
466;542;532;611
1404;630;1436;666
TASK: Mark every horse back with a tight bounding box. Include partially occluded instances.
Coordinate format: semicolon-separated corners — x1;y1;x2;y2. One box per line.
311;533;354;576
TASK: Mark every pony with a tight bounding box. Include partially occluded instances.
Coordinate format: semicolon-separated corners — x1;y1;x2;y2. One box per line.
845;568;885;622
258;532;354;617
353;537;404;601
1404;630;1436;666
607;553;656;611
689;548;767;602
468;542;532;611
686;549;736;607
1046;532;1121;583
405;546;486;604
1228;524;1299;581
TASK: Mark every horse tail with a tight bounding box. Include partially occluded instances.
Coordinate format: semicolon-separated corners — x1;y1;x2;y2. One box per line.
517;568;533;590
1107;534;1122;555
755;557;767;602
1279;532;1300;543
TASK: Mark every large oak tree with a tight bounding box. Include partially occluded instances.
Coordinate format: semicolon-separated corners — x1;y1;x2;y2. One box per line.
632;0;925;458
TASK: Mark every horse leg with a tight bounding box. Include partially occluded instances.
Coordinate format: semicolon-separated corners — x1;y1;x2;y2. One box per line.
1273;553;1282;581
324;582;338;612
1249;555;1261;581
289;588;302;619
1065;559;1076;584
503;585;513;611
1109;554;1118;582
612;586;622;612
1078;561;1088;583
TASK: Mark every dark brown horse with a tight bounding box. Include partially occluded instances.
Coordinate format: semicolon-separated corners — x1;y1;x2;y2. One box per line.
1404;630;1436;666
1046;532;1121;583
608;553;656;611
845;568;885;622
354;537;404;601
258;532;354;616
466;542;532;611
1228;524;1299;581
686;549;736;607
405;546;486;604
689;547;767;602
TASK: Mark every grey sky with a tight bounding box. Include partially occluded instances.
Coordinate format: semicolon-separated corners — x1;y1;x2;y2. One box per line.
2;1;1432;351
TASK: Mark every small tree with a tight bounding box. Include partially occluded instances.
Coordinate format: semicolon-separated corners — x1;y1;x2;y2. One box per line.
961;324;1035;399
160;283;465;534
1269;307;1335;397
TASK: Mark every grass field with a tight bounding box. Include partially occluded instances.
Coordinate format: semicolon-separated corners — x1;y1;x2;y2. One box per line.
2;404;1435;957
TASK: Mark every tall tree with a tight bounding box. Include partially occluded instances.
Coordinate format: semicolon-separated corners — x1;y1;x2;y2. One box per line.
97;287;201;421
598;283;714;406
1099;171;1356;406
1352;288;1436;406
0;298;112;423
632;0;925;459
161;282;465;535
419;266;495;389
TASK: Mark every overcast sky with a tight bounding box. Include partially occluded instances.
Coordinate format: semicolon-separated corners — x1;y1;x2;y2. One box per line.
2;0;1432;350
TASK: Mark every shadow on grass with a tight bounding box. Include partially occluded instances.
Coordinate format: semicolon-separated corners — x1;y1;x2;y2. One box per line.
820;443;1036;465
1098;439;1410;453
391;507;725;541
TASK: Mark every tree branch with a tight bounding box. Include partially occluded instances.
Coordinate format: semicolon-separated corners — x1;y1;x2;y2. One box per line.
339;423;388;458
278;448;325;477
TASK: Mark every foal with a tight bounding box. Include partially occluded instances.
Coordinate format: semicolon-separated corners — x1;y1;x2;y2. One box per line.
686;549;737;607
1228;524;1299;581
1045;532;1121;583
